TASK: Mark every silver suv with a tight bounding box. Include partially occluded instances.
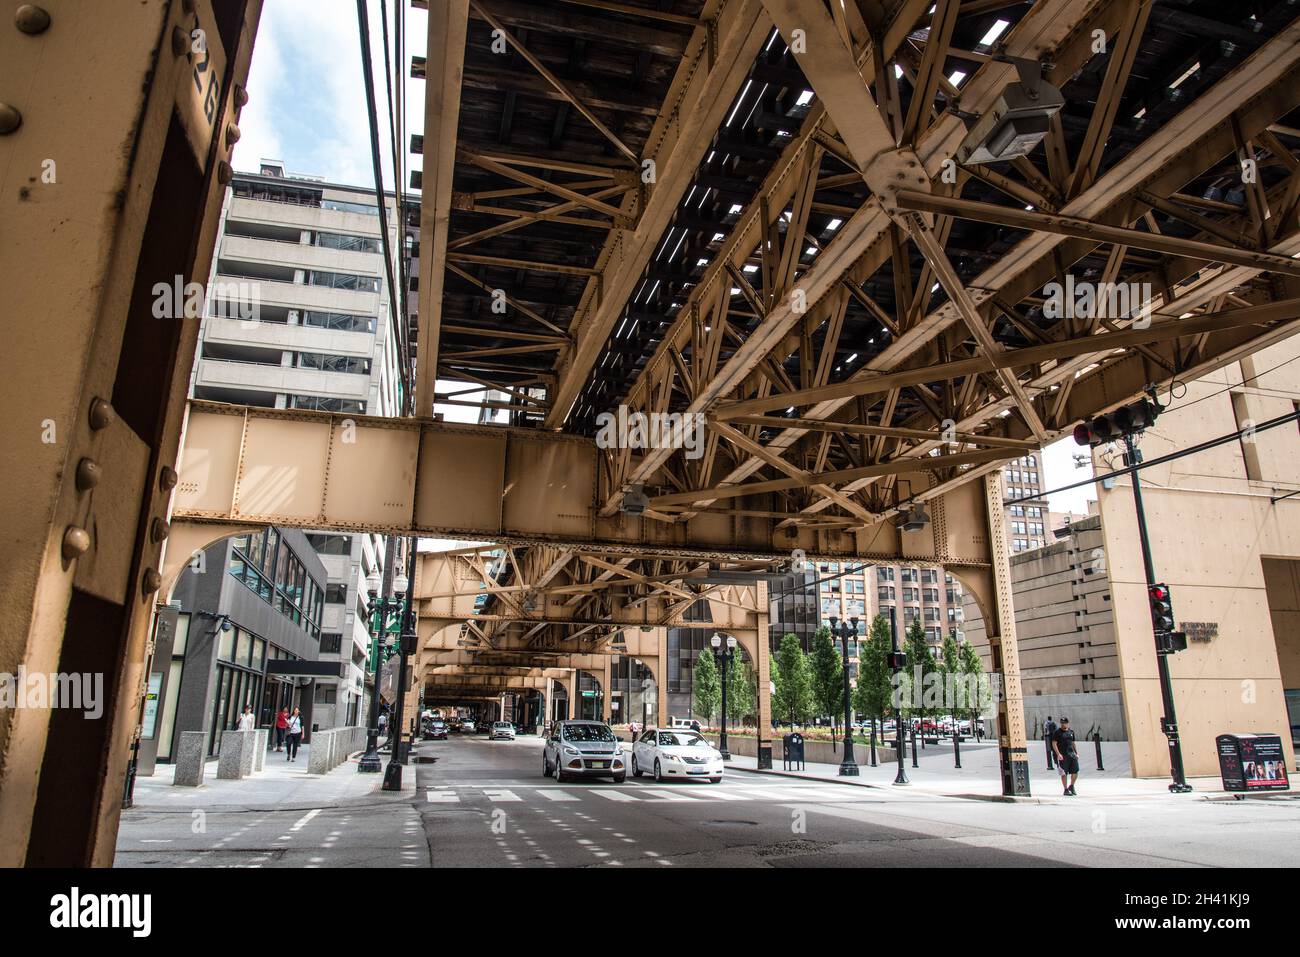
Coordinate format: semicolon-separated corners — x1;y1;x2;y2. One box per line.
542;720;625;783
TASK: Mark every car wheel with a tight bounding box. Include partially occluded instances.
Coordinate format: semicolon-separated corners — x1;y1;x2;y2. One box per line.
631;754;642;777
542;752;551;777
554;756;566;782
709;776;722;784
654;759;663;783
612;773;625;784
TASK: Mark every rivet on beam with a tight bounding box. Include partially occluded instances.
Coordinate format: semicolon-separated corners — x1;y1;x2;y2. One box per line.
62;526;90;561
88;397;115;431
233;84;249;108
0;102;21;135
14;4;51;35
159;466;179;492
171;25;188;57
142;568;162;595
75;458;101;491
217;160;233;184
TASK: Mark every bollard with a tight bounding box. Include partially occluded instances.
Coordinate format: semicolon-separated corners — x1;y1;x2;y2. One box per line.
1094;730;1105;771
910;726;919;768
869;721;878;767
1046;732;1055;771
953;724;961;769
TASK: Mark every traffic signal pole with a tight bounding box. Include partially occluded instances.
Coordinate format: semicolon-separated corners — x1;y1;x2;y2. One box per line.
1123;435;1192;793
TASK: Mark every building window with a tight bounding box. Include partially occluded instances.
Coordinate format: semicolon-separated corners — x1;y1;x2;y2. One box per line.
290;395;367;414
877;567;895;582
308;269;379;293
295;351;371;375
313;230;381;253
301;310;376;334
321;633;343;654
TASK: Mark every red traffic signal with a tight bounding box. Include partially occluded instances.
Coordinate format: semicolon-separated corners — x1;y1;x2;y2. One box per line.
1073;398;1160;446
1149;583;1175;632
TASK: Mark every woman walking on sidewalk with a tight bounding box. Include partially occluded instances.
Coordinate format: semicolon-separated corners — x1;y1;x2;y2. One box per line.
274;708;288;751
286;708;303;761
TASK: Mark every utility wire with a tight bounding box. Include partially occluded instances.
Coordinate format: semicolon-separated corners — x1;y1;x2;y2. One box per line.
356;0;411;410
1006;408;1300;506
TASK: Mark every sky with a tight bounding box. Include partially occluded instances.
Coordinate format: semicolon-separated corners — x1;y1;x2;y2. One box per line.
232;0;426;189
233;2;1102;529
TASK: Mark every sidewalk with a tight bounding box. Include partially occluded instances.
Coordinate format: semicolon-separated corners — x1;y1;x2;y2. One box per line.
129;743;417;812
724;739;1239;802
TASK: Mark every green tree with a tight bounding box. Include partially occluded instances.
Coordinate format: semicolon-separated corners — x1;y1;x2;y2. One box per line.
809;626;843;748
958;639;992;735
771;633;812;727
725;655;755;726
901;618;937;728
937;628;961;728
693;647;720;725
853;614;893;742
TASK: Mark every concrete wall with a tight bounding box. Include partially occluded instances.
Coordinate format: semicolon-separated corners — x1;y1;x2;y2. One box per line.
1022;691;1127;741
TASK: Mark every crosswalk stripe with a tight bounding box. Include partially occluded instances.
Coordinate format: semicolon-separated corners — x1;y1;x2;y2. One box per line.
536;789;579;802
592;789;639;802
483;789;522;802
426;791;460;803
635;788;705;802
695;789;746;800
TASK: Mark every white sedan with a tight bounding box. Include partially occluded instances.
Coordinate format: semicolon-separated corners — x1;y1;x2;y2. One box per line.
631;728;724;783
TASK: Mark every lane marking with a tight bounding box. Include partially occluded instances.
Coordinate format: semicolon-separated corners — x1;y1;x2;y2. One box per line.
290;808;322;831
536;789;578;801
484;789;522;802
426;791;461;803
592;789;639;802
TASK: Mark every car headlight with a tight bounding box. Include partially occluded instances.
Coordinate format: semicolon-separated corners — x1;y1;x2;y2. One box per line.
563;746;580;755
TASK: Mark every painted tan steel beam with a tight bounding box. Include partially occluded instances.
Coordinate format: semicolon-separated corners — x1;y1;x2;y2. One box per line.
542;0;773;427
713;298;1300;417
892;190;1300;277
415;0;469;416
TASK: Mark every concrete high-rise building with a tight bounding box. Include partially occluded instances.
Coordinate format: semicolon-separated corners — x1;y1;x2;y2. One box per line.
961;512;1126;740
188;161;415;730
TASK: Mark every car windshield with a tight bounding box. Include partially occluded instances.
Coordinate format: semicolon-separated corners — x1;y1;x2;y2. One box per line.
562;724;616;742
494;722;510;728
658;732;708;747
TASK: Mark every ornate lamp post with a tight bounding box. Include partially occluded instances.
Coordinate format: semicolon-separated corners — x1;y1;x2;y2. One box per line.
710;632;736;759
358;565;407;773
888;606;909;786
827;616;860;776
382;543;418;792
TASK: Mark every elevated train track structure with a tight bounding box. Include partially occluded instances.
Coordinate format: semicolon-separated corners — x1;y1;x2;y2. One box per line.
5;0;1300;864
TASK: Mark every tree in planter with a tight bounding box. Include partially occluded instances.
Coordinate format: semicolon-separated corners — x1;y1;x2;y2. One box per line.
958;638;993;737
853;614;893;748
771;633;812;728
938;629;961;733
726;655;756;727
809;626;843;750
692;647;720;727
903;617;938;735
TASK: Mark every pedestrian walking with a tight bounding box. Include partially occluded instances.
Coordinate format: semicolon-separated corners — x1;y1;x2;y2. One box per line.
274;708;288;751
378;710;389;742
237;704;255;733
1052;716;1079;795
1043;715;1057;771
286;707;303;761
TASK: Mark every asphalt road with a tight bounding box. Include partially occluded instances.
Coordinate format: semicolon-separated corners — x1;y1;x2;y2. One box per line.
117;734;1300;868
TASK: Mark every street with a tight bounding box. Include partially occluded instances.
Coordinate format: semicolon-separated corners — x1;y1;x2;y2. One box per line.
116;735;1300;868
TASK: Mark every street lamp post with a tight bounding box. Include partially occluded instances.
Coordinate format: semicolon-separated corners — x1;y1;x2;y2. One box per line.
383;542;418;792
710;633;735;760
827;616;860;776
359;565;407;773
888;606;909;786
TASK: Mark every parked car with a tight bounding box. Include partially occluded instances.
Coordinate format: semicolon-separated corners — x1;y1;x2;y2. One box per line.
491;721;515;740
542;720;625;782
632;728;724;783
428;720;448;740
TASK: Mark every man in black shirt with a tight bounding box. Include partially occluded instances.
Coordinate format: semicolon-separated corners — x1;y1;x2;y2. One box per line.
1052;717;1079;795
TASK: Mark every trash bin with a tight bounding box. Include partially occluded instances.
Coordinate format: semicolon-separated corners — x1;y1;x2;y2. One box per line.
1216;733;1290;793
783;732;805;771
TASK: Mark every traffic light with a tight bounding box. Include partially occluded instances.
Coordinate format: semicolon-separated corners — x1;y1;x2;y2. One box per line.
887;650;908;670
1148;583;1174;631
1148;583;1187;654
1073;398;1161;447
